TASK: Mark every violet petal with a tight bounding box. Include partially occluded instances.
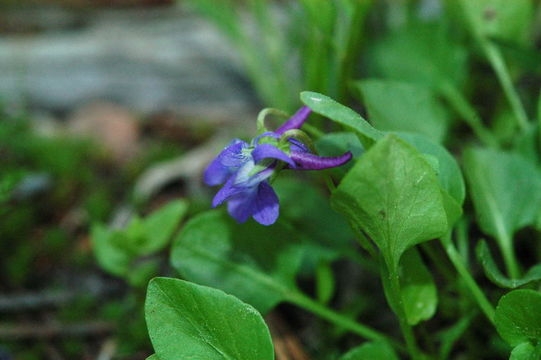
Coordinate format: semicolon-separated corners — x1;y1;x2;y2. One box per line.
211;176;243;207
252;143;295;167
227;190;257;224
252;181;279;225
290;151;353;170
275;106;311;135
204;139;249;186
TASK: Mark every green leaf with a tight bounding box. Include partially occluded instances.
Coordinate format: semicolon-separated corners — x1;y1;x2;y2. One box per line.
476;240;541;288
400;248;438;325
140;199;189;254
146;355;159;360
463;148;541;252
300;91;384;147
170;210;305;313
340;341;399;360
332;134;448;270
369;22;467;90
145;277;274;360
91;224;132;277
510;342;538;360
495;289;541;346
458;0;534;44
91;200;188;278
357;79;449;143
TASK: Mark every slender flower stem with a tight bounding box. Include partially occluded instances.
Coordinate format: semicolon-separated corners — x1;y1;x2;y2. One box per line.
440;233;495;324
286;291;407;354
439;82;498;148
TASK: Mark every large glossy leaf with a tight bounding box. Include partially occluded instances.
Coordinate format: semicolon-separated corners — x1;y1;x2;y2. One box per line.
400;248;438;325
463;148;541;255
332;134;448;270
477;240;541;288
357;79;449;143
340;341;398;360
170;210;305;313
145;278;274;360
510;342;538;360
495;289;541;346
300;91;384;147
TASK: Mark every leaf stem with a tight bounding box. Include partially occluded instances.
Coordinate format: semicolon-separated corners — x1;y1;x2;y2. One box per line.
388;270;423;360
497;231;521;280
286;291;406;354
440;233;495;324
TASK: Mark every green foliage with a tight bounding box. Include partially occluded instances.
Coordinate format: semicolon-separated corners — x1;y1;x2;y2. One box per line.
495;290;541;347
477;240;541;288
332;134;448;270
340;341;398;360
400;248;438;326
92;200;188;285
145;277;274;360
301;91;383;147
170;210;304;313
463;148;541;277
357;79;449;143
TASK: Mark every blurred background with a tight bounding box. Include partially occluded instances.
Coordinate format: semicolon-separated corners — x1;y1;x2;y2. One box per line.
1;0;540;359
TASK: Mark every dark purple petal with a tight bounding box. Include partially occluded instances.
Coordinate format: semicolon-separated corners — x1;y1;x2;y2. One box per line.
227;191;257;223
252;181;279;225
275;106;311;135
290;151;353;170
252;143;295;167
288;138;310;153
204;139;248;186
253;132;280;143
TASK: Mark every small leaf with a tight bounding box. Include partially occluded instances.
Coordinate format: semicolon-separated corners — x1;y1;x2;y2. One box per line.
91;224;131;277
400;248;438;325
340;341;399;360
510;342;538;360
145;277;274;360
495;289;541;346
140;199;189;254
476;240;541;288
300;91;384;147
463;148;541;251
332;134;448;270
357;79;449;143
146;355;159;360
170;210;305;313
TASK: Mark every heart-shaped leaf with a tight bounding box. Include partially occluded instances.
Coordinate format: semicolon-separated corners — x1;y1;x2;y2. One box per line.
145;277;274;360
332;134;448;270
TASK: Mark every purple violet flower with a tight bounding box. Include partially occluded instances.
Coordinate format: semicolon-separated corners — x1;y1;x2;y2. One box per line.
204;106;352;226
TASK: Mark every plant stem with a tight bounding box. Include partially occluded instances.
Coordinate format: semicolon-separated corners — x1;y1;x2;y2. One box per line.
440;233;495;324
439;82;498;148
482;43;529;132
497;231;520;280
286;291;406;354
